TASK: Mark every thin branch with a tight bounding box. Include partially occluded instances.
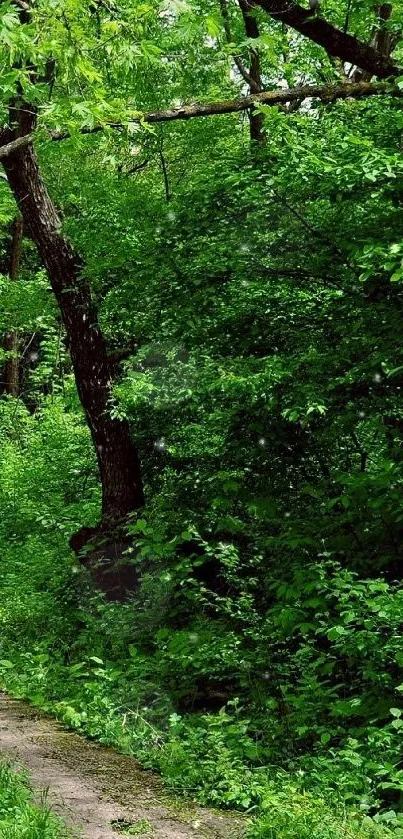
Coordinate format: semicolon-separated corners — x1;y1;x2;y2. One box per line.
343;0;354;34
117;157;150;176
158;139;171;202
92;0;120;15
233;55;262;91
219;0;233;42
350;430;368;472
219;0;261;91
267;184;360;284
107;341;138;366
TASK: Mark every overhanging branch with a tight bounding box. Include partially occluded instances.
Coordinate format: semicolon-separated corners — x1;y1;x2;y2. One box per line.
49;81;403;138
1;82;400;157
252;0;399;79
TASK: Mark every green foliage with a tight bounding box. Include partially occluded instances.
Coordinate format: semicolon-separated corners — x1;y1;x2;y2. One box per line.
111;820;152;836
1;0;403;836
247;789;395;839
0;762;67;838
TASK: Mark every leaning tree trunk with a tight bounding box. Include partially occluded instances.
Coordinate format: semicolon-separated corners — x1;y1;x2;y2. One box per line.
1;113;144;536
3;0;144;597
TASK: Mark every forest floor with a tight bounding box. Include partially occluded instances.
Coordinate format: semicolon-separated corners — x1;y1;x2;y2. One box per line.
0;691;246;839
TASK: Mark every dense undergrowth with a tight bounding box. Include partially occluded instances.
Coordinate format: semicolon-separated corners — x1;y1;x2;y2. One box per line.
0;761;66;838
1;555;399;839
0;399;402;839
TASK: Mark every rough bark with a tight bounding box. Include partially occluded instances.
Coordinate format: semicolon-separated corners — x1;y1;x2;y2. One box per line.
1;116;144;528
0;134;32;158
3;217;23;396
143;80;401;121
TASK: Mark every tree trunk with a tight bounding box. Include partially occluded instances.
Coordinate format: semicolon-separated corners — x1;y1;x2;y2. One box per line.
352;4;395;83
237;0;265;143
219;0;264;142
3;0;144;593
1;118;144;528
3;217;23;396
3;330;19;395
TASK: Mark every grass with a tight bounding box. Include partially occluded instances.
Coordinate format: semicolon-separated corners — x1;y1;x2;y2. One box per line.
0;760;68;838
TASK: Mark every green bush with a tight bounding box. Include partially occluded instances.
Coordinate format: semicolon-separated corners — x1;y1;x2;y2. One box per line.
0;762;66;838
247;788;397;839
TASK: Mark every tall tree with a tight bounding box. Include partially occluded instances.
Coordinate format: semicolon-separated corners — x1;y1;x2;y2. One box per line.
0;109;144;536
0;0;400;563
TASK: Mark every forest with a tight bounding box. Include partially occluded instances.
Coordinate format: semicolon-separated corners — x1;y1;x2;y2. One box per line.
0;0;403;836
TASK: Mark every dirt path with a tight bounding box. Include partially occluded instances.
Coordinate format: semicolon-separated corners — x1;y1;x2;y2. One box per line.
0;692;246;839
